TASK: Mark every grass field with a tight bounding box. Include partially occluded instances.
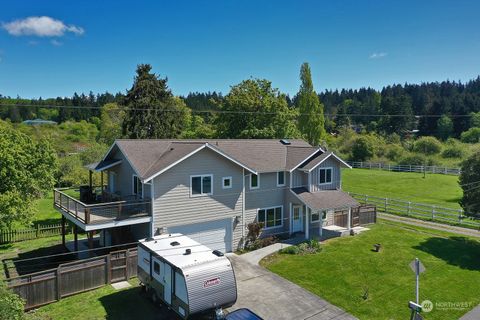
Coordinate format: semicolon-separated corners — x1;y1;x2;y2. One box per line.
27;279;164;320
342;169;463;209
262;220;480;320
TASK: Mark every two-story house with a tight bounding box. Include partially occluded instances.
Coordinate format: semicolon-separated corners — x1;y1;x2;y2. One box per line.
54;139;371;253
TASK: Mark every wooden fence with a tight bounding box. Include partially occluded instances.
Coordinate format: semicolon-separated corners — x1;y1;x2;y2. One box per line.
5;248;138;310
0;224;68;244
347;161;461;175
349;192;480;228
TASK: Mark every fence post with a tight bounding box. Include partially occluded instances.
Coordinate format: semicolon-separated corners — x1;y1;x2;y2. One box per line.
106;254;111;284
458;209;463;224
407;202;411;215
56;266;62;301
36;224;40;238
364;194;368;204
431;206;436;220
384;198;388;213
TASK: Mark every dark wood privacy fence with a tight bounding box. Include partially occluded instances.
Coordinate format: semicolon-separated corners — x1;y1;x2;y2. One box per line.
0;224;68;244
6;248;138;310
333;205;377;228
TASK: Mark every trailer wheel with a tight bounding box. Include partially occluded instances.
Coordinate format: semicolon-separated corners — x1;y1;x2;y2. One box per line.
151;291;159;305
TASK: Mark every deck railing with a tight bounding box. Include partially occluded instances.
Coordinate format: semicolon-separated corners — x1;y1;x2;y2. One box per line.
53;188;151;225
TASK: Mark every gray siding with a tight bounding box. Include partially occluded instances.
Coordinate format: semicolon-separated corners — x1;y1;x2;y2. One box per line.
152;148;244;250
106;148;139;198
292;170;308;188
310;157;341;192
244;172;288;237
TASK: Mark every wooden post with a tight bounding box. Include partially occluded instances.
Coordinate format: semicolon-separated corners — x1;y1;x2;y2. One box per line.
384;198;388;213
125;250;129;279
407;202;412;215
88;231;93;249
431;206;435;220
74;225;78;252
305;207;309;240
106;254;112;284
61;216;66;247
56;267;62;301
347;207;352;230
89;170;93;190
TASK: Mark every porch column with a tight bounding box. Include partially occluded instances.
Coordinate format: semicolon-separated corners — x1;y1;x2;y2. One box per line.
305;206;309;240
73;225;78;252
88;231;94;250
347;207;352;231
101;171;104;190
319;211;323;239
61;215;66;247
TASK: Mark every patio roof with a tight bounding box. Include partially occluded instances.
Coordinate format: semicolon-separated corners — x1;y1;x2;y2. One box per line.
291;188;359;211
85;159;122;172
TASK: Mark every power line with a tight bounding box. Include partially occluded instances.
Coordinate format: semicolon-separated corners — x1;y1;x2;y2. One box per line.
0;103;474;118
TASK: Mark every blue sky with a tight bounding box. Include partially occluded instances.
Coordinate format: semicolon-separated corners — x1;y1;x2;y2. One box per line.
1;0;480;98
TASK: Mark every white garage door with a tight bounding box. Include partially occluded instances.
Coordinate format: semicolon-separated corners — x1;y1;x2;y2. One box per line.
168;218;233;253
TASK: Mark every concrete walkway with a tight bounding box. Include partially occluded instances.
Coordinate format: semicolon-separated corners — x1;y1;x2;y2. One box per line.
460;304;480;320
378;212;480;238
228;254;357;320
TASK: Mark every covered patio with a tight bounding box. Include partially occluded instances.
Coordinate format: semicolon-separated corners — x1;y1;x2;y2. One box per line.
289;188;376;240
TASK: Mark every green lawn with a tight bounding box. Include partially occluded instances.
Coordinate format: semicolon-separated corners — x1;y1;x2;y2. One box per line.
262;220;480;320
33;194;62;226
342;169;462;209
27;279;163;320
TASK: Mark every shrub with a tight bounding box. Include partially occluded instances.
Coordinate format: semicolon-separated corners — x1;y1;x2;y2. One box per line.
351;136;375;161
385;144;405;161
280;245;300;255
413;136;442;155
398;154;426;166
442;145;465;158
461;127;480;143
0;282;25;320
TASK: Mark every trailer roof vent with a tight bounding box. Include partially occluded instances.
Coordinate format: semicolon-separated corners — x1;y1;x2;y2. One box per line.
212;250;224;257
184;248;192;255
280;139;291;145
170;241;180;246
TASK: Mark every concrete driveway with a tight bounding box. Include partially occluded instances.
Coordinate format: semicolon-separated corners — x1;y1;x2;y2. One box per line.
227;254;357;320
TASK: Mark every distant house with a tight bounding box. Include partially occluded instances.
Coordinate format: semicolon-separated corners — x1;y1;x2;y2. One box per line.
22;118;57;125
54;139;374;253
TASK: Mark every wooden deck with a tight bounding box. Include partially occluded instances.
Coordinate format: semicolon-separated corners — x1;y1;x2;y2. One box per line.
53;188;151;226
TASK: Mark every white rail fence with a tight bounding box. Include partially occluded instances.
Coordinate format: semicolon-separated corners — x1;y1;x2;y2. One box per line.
347;161;461;175
349;192;480;228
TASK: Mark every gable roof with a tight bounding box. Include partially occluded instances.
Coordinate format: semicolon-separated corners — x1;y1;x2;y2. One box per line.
103;139;346;182
299;152;352;172
291;188;359;210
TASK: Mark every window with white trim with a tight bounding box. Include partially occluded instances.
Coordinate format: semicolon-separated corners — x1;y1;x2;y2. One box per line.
190;174;213;196
222;176;232;189
133;175;143;197
318;168;332;185
257;206;283;229
250;173;260;189
310;208;320;222
277;171;285;186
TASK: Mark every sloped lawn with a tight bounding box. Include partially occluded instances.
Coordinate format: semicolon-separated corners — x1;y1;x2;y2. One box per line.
261;220;480;320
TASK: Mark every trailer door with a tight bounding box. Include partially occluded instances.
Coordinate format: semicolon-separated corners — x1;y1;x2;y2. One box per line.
163;262;172;304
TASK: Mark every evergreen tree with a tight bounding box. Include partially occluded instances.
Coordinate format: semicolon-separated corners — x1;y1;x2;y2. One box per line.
122;64;189;139
296;63;326;146
436;115;454;140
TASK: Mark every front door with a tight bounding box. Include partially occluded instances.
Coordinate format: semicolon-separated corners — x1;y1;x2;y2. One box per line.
292;205;303;233
163;262;172;304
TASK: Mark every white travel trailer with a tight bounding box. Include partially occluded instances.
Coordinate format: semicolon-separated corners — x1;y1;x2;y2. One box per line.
137;233;238;319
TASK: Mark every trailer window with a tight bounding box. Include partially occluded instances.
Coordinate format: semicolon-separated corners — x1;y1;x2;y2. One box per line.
175;272;188;303
153;262;160;275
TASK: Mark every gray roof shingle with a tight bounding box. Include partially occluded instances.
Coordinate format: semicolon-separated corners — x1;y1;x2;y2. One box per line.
291;188;359;210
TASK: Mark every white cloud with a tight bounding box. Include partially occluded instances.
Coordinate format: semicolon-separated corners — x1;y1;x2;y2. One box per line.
2;16;84;37
369;52;387;59
50;39;63;46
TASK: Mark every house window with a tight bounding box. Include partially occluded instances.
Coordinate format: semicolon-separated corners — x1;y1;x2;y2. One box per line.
190;175;213;196
311;209;320;222
322;210;327;220
222;176;232;189
153;261;160;275
257;206;283;229
277;171;285;187
133;175;143;197
250;174;260;189
318;168;333;185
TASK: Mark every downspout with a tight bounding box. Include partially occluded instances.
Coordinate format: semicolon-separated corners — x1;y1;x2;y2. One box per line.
150;178;155;237
242;168;245;248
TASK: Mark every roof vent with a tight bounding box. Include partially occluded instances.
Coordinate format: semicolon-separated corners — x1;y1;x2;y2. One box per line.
280;139;291;145
212;250;224;257
184;248;191;255
170;241;180;246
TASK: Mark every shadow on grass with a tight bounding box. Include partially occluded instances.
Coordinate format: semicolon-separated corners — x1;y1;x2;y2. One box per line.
99;286;179;320
33;218;63;226
3;244;76;278
413;236;480;270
